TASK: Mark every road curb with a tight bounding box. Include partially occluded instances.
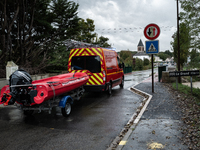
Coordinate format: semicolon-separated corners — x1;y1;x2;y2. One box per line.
107;84;152;150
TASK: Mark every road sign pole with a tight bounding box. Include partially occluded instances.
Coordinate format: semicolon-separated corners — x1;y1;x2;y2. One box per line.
177;0;181;83
191;76;193;94
151;54;154;93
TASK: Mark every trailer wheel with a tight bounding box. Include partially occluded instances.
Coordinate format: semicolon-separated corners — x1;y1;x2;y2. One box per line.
61;102;72;117
107;83;112;95
24;110;34;116
120;77;124;88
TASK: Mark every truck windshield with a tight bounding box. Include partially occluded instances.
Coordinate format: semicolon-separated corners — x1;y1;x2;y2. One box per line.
71;56;101;73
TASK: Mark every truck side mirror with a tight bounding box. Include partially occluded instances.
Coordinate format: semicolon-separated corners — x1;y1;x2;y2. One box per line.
119;62;124;68
122;62;124;68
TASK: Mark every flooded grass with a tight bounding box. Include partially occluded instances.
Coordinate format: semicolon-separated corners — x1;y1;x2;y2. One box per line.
172;83;200;100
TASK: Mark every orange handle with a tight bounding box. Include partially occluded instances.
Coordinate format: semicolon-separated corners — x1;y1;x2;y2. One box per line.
3;93;12;106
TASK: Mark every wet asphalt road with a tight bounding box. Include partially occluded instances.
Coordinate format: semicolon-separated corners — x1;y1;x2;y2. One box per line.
0;70;154;150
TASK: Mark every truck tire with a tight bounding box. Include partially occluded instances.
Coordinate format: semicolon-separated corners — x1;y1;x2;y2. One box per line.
107;83;112;95
61;102;72;117
120;77;124;88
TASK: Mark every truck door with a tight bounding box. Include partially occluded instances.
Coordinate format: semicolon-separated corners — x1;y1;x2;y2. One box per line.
116;56;124;82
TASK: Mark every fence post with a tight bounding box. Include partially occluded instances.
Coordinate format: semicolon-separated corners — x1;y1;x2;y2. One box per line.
6;61;18;80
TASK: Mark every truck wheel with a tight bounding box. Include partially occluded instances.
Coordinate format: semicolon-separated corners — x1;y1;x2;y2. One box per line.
24;110;34;116
61;102;72;117
120;77;124;88
107;83;112;95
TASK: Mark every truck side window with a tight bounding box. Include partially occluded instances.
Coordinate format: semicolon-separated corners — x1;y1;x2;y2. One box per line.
117;56;120;66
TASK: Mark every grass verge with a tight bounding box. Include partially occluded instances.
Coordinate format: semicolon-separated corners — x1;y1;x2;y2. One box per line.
172;83;200;102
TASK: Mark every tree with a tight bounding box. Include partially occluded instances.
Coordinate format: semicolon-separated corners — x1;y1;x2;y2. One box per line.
76;18;96;43
171;22;190;69
119;51;132;62
134;58;143;71
180;0;200;49
0;0;80;75
0;0;20;67
164;50;173;57
0;0;111;76
157;53;170;61
95;36;110;47
75;19;111;47
143;58;150;66
190;49;198;60
46;0;80;72
157;50;172;61
16;0;50;67
189;49;200;68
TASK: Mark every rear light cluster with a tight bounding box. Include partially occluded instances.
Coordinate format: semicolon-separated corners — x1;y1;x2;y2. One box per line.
103;71;106;82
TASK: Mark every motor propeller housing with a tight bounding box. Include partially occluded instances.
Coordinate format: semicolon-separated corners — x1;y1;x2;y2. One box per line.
2;69;33;105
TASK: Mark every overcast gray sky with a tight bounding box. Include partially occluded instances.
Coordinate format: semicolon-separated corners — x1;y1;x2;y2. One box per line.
72;0;179;52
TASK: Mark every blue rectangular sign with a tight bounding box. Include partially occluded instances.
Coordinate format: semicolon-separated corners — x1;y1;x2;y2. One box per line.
145;40;159;54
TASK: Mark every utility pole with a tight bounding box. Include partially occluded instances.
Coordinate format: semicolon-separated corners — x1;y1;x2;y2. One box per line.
177;0;181;83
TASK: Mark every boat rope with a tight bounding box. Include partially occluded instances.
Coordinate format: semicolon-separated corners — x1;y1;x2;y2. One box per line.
10;82;59;88
10;83;47;88
73;71;76;78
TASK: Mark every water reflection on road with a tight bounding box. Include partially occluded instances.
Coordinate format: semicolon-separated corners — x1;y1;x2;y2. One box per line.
123;69;158;89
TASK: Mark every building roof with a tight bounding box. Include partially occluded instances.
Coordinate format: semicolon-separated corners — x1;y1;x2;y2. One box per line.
137;39;144;47
133;52;149;56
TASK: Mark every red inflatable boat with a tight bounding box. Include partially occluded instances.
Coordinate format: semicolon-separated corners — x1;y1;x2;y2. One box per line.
0;70;89;106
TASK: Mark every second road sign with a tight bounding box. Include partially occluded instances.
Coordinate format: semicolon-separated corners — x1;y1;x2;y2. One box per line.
145;40;159;54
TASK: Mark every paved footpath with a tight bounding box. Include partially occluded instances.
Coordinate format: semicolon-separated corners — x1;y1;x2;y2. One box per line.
118;80;188;150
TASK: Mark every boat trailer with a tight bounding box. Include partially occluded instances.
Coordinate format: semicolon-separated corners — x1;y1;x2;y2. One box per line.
19;86;85;117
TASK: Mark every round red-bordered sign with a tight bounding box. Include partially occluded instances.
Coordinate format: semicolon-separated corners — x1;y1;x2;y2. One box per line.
144;23;160;40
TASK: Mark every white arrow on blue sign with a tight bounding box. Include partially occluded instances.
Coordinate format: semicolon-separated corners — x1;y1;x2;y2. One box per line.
145;40;159;54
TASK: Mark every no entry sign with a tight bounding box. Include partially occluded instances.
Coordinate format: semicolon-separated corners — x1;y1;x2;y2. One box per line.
144;23;160;40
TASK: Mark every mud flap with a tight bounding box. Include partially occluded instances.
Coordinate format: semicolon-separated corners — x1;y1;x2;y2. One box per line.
59;95;73;108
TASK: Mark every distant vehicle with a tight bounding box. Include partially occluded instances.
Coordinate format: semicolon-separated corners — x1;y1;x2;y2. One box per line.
68;47;124;95
163;63;168;66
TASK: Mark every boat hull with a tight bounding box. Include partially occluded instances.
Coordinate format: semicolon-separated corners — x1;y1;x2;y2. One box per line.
0;72;89;105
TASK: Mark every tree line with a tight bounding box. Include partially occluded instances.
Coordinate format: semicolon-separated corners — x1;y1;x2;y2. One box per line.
0;0;110;77
119;50;152;71
119;50;175;71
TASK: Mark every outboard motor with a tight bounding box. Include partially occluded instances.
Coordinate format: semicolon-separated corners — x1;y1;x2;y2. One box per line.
1;69;32;105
